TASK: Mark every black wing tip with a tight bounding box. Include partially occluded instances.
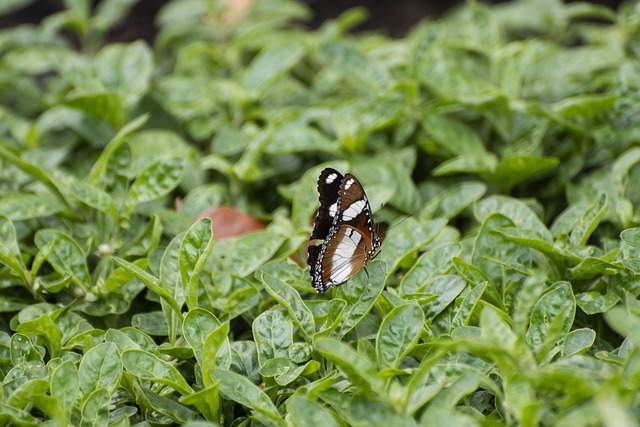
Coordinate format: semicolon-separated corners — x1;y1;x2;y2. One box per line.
320;167;342;175
317;168;344;187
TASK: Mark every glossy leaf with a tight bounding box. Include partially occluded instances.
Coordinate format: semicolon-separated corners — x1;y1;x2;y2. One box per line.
288;395;340;426
315;337;386;397
180;217;214;310
261;271;315;341
183;308;221;366
334;263;385;338
526;282;576;362
51;360;79;418
78;342;122;396
122;157;184;219
210;369;285;427
34;229;91;292
376;302;424;370
399;243;461;295
122;349;194;395
80;388;110;427
112;256;182;319
382;218;448;275
253;307;294;366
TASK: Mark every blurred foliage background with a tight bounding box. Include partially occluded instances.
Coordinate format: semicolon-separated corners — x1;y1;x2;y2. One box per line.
1;0;640;425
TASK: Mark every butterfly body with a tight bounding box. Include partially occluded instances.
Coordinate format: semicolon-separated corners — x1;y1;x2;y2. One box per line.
307;168;381;293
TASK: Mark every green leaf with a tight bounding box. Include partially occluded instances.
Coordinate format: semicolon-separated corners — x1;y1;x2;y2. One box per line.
575;291;618;315
141;388;200;424
422;275;467;329
51;360;79;419
5;378;49;409
0;216;21;260
34;229;91;292
183;308;221;366
92;0;139;35
314;337;386;397
333;265;385;338
475;195;552;241
421;181;487;219
472;213;530;291
64;92;124;129
217;229;286;277
562;328;596;357
16;313;62;358
399;243;461;295
421;112;486;156
0;144;68;204
89;115;147;184
261;271;315;342
78;342;122;396
376;302;424;370
210;369;285;427
0;193;66;220
349;395;418;427
178;385;222;424
94;40;153;105
121;349;194;395
180;218;214;310
569;194;607;247
621;227;640;247
288;395;340;426
122;157;184;219
10;333;43;366
352;149;421;213
0;401;39;425
0;216;27;282
433;153;498;175
605;307;640;353
452;281;487;329
112;257;183;320
526;281;576;362
423;371;481;414
451;257;503;309
202;322;231;387
553;94;617;119
493;155;559;192
67;179;118;219
253;307;294;366
243;43;304;90
105;328;141;352
382;218;448;275
80;388;110;427
159;231;184;343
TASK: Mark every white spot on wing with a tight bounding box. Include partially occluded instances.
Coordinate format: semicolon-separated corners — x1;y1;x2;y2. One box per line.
325;173;338;184
330;228;362;284
342;199;366;221
329;202;338;217
344;179;354;190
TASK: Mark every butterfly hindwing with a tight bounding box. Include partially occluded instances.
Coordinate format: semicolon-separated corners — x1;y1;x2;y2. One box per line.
307;168;381;294
314;225;372;291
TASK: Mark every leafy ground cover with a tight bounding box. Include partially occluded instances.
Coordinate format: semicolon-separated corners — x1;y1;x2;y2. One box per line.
1;0;640;425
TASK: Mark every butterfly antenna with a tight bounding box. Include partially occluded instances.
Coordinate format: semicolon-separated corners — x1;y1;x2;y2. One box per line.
386;213;414;232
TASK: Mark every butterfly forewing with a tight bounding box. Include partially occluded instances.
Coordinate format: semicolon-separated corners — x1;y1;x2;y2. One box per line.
336;174;371;225
310;168;344;240
307;168;382;293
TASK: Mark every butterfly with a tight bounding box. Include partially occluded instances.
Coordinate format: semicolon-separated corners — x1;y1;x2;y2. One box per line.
307;168;382;293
